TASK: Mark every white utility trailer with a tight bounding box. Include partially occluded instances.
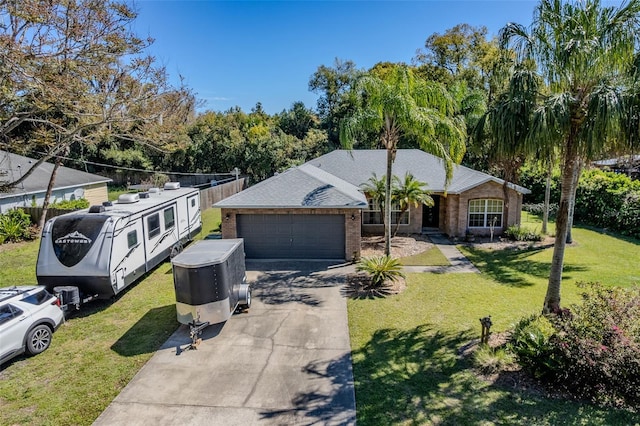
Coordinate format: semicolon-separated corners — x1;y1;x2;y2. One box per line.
36;183;201;307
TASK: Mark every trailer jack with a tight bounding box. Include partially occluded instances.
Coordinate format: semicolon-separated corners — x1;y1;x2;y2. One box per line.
187;320;209;350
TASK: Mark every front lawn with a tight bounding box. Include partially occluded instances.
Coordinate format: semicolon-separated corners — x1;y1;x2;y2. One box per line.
0;209;221;426
348;224;640;425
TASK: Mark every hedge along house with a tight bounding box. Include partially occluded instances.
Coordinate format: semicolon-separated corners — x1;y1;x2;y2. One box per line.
217;149;529;261
0;151;111;213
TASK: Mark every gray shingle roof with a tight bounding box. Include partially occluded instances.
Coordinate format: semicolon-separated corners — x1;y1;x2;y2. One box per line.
214;164;367;208
306;149;530;194
0;151;111;198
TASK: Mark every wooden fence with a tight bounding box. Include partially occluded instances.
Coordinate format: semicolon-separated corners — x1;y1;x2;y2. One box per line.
199;178;246;209
20;207;79;224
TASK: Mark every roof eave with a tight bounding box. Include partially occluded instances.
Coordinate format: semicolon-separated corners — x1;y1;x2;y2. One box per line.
214;203;367;209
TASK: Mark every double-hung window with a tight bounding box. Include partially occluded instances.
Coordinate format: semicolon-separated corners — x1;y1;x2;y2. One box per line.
468;199;503;228
362;199;409;225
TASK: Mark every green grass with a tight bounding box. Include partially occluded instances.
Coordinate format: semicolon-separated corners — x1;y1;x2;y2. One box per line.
399;246;450;266
348;222;640;425
0;208;221;426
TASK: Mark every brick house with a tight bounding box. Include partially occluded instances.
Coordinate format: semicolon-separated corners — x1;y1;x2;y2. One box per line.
216;149;529;261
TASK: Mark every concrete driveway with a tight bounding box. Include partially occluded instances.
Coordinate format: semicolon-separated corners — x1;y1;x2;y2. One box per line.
94;261;356;426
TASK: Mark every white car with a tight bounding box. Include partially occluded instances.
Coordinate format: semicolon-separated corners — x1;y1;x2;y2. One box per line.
0;286;64;364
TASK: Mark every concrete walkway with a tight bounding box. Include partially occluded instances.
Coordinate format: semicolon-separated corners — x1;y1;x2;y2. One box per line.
402;233;480;274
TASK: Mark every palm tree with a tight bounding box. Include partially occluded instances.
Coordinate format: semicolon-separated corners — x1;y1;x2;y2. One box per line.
391;173;433;237
360;173;387;227
340;65;466;255
499;0;640;313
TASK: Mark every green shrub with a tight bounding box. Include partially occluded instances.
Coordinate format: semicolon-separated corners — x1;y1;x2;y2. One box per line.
509;314;558;379
574;169;640;239
355;255;405;289
50;198;90;210
511;283;640;408
0;209;34;243
504;225;542;242
548;282;640;407
522;202;558;217
473;344;516;375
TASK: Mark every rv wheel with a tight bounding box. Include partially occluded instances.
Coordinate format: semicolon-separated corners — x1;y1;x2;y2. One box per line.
170;243;183;259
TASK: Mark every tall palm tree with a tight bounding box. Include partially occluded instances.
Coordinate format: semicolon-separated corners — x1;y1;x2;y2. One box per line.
392;173;433;237
340;65;466;255
499;0;640;313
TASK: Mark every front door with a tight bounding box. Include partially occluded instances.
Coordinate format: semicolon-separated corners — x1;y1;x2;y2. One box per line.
422;196;440;228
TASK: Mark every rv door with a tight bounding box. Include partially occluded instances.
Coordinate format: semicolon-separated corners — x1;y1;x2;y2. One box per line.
115;269;125;290
187;194;200;234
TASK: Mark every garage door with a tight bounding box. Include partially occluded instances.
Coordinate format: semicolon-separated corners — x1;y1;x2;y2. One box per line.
237;214;345;259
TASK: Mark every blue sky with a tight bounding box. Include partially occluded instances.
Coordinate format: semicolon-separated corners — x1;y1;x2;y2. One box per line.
133;1;541;114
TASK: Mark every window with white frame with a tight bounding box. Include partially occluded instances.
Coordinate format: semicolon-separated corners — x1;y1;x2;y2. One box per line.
362;198;409;225
468;199;503;228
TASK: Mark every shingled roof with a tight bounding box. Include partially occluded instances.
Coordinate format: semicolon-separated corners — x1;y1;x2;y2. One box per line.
0;151;111;198
306;149;530;194
214;163;367;208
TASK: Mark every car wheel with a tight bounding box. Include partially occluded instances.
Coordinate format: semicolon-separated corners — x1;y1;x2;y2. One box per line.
26;324;52;355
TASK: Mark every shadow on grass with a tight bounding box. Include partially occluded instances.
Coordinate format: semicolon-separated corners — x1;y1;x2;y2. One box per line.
463;246;588;287
110;304;178;357
352;324;640;425
574;223;640;246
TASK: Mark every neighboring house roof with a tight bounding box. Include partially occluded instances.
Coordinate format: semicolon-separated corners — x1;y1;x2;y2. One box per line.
306;149;531;195
0;151;111;199
215;163;367;209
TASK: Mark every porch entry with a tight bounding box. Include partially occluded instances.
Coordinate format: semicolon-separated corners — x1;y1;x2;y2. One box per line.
422;195;440;228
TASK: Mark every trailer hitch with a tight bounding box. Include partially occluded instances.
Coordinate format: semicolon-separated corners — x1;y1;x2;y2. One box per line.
188;319;209;350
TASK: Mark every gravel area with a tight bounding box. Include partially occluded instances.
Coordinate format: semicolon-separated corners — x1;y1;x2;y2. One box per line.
360;234;435;258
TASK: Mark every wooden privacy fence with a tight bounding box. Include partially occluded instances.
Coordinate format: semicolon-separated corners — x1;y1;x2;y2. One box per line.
20;207;80;224
199;178;246;210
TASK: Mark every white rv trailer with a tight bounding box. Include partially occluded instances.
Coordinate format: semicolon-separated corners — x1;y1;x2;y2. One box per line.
36;183;202;302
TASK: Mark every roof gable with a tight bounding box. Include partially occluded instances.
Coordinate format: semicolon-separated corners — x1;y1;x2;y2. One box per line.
214;164;367;208
0;151;111;198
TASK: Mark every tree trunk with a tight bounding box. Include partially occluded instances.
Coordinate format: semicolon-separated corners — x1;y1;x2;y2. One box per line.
502;180;510;231
565;161;581;244
384;148;393;256
38;155;64;230
542;161;552;235
544;149;579;314
392;209;408;237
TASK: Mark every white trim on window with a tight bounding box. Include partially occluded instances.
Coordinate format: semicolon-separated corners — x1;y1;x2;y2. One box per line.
363;198;409;225
468;199;503;228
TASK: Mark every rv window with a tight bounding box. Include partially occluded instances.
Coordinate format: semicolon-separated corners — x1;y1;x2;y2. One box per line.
164;207;175;230
191;198;195;207
127;230;138;248
147;214;160;239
